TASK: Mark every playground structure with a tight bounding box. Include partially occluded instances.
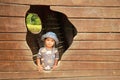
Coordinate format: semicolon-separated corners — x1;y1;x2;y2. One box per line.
0;0;120;79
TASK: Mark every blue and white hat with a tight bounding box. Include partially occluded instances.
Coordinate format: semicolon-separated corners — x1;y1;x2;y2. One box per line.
41;32;59;45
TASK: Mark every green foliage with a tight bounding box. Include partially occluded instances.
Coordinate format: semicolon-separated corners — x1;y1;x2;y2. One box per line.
26;13;41;25
26;13;42;34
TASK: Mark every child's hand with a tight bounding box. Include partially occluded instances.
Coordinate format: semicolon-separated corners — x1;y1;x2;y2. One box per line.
52;65;57;70
38;65;43;72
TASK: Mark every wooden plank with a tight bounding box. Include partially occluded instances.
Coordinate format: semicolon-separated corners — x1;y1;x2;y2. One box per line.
0;61;120;72
69;41;120;50
12;77;120;80
0;0;120;6
0;55;32;61
51;6;120;18
0;61;36;72
0;50;32;56
74;33;120;41
64;50;120;56
1;51;120;61
1;17;120;33
62;54;120;62
37;77;120;80
0;17;27;32
0;4;29;17
0;41;29;50
58;61;120;70
0;33;26;40
1;50;120;56
1;50;120;61
0;41;120;50
0;70;120;79
70;19;120;32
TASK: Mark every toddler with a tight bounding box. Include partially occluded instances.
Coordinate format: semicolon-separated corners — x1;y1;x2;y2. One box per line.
37;32;59;71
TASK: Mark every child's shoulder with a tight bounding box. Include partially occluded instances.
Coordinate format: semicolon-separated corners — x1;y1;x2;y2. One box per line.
39;47;47;53
53;48;58;53
53;48;58;50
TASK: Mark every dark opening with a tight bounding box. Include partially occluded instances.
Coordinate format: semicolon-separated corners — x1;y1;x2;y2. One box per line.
25;5;77;64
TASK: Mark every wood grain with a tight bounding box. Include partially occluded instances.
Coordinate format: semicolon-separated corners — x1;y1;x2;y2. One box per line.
1;33;120;41
0;50;32;56
0;41;29;49
0;55;32;61
0;61;36;72
0;17;27;32
70;19;120;32
51;6;120;18
62;55;120;62
1;41;120;50
65;50;120;56
0;0;120;6
0;61;119;71
0;33;26;40
0;4;29;17
12;77;120;80
1;51;120;62
74;33;120;41
58;61;120;70
1;17;120;33
0;70;120;79
69;41;120;50
0;1;120;80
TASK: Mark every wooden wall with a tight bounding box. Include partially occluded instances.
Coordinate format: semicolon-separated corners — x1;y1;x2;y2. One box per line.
0;0;120;80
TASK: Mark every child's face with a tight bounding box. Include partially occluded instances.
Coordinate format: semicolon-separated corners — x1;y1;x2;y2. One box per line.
45;37;55;48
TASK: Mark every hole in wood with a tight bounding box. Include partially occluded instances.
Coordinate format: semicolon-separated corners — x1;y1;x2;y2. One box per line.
25;5;77;65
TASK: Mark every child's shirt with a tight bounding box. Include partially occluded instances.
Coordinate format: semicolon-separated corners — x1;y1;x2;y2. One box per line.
37;47;59;70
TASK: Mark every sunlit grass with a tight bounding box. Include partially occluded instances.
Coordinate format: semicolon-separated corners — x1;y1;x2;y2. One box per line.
26;13;42;34
27;24;42;34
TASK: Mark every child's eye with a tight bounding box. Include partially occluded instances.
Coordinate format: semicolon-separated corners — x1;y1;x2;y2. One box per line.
51;40;54;42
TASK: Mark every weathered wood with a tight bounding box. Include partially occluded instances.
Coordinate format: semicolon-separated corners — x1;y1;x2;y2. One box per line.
62;55;120;62
0;41;29;49
12;77;120;80
0;0;120;6
0;61;119;72
1;17;120;33
1;33;120;41
69;41;120;50
0;1;120;80
0;33;26;40
0;4;29;17
65;50;120;56
0;50;32;56
1;50;120;61
0;70;120;79
0;41;120;50
36;77;120;80
58;61;120;70
0;50;120;62
70;19;120;32
0;55;32;61
0;61;36;72
1;50;120;57
74;33;120;41
51;6;120;18
0;17;27;32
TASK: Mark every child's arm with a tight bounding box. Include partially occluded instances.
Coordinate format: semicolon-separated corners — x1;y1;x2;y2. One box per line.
53;49;59;70
53;59;58;70
37;58;43;71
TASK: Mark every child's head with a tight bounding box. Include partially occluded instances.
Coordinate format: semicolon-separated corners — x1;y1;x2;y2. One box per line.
41;32;59;48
